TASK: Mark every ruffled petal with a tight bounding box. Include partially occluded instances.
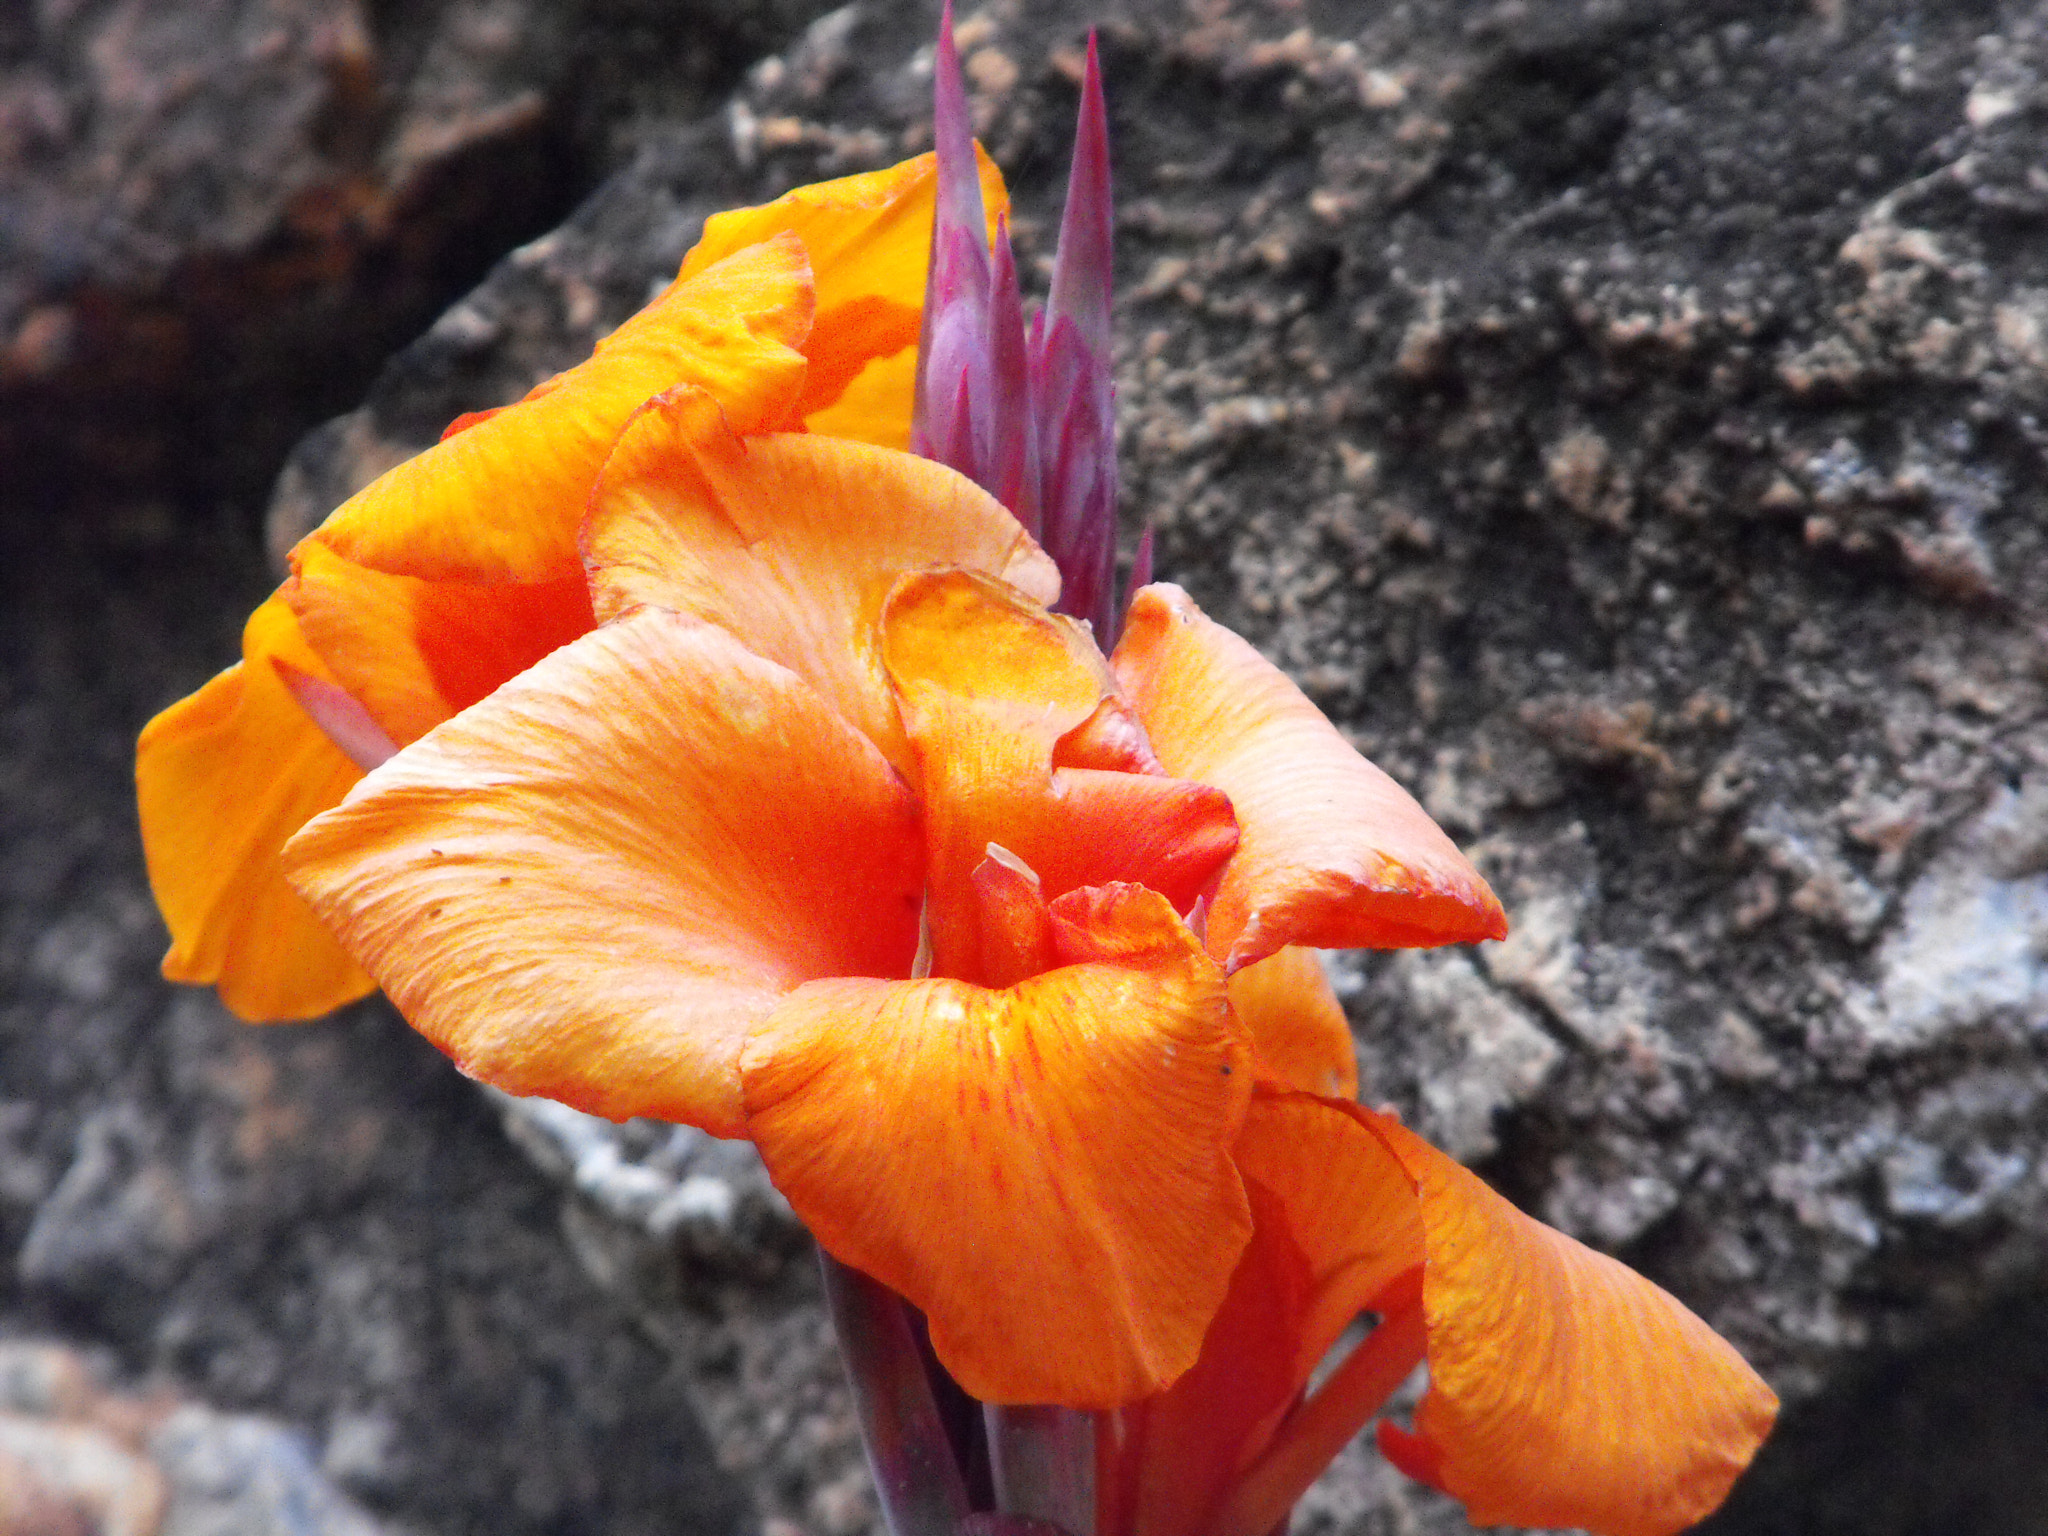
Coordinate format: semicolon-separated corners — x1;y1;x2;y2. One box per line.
1112;584;1506;971
286;538;592;748
880;570;1238;984
742;883;1253;1408
1367;1112;1779;1536
582;385;1057;771
136;594;374;1021
681;147;1008;448
283;609;924;1136
1225;945;1357;1099
306;236;816;585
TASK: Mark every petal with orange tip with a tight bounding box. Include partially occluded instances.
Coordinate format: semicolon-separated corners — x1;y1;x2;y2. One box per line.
681;148;1010;449
307;236;816;585
136;594;374;1022
1112;584;1507;971
880;570;1237;983
1365;1111;1779;1536
742;883;1254;1409
583;386;1056;772
283;609;925;1137
286;538;593;748
1227;946;1357;1099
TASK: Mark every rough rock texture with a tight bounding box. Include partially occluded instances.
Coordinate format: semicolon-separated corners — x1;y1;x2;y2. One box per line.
0;0;839;536
10;0;2048;1534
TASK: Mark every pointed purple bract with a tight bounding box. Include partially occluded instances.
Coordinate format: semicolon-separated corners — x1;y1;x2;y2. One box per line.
912;2;1038;536
913;18;1140;641
1028;34;1125;639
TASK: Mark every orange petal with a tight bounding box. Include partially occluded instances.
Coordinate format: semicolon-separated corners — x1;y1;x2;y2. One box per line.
1112;584;1507;971
1366;1112;1779;1536
286;538;593;748
308;235;816;585
1228;946;1357;1099
282;609;925;1136
681;147;1009;448
741;883;1253;1408
1110;1179;1314;1536
136;594;374;1021
880;570;1238;983
582;385;1056;772
1115;1086;1424;1536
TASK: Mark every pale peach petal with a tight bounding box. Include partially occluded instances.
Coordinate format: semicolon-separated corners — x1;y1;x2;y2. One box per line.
742;884;1253;1408
286;539;592;748
582;386;1056;772
1227;946;1357;1099
283;610;924;1136
880;570;1237;983
1112;584;1506;971
136;595;373;1021
1367;1113;1779;1536
307;236;815;585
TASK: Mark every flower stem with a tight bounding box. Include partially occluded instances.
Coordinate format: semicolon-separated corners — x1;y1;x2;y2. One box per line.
820;1249;971;1536
986;1404;1095;1536
1201;1301;1429;1536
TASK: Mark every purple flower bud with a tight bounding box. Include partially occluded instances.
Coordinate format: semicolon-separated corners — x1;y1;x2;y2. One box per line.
914;15;1140;642
912;2;1036;533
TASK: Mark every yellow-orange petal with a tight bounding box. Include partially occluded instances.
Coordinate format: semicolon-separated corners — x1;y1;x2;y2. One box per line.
136;594;374;1021
880;571;1240;984
282;609;925;1136
681;147;1008;448
308;235;816;585
1227;946;1357;1099
1112;584;1507;971
741;883;1254;1408
582;385;1056;772
1365;1111;1779;1536
286;539;593;748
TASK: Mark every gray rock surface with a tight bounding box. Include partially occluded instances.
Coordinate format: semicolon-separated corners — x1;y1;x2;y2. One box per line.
10;0;2048;1534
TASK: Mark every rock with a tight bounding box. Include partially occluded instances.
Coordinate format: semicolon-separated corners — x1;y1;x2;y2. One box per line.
0;0;844;540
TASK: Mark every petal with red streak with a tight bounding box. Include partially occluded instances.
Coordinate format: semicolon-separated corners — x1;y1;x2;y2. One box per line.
307;236;815;585
136;594;374;1021
286;538;593;748
1114;1086;1422;1536
1365;1112;1779;1536
742;883;1252;1408
283;609;924;1136
1112;584;1506;971
583;386;1057;771
880;570;1237;983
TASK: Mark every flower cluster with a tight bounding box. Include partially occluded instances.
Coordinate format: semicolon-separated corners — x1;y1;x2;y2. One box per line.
135;17;1776;1536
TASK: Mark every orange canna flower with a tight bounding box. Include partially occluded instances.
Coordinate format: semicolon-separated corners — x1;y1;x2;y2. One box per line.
277;377;1508;1409
136;149;1006;1022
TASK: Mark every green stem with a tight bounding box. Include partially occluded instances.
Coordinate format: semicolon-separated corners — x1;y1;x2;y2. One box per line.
820;1249;972;1536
